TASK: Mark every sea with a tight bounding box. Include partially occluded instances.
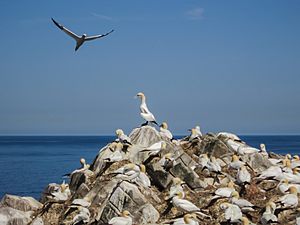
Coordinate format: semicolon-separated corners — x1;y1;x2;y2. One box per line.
0;135;300;200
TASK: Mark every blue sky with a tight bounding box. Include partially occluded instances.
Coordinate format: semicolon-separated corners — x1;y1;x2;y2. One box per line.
0;1;299;135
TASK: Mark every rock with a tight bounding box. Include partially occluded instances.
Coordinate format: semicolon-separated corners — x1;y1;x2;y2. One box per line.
0;207;32;225
31;217;44;225
129;126;162;148
0;194;42;212
96;180;160;224
241;152;273;173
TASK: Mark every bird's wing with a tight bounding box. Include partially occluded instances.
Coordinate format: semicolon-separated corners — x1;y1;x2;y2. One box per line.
85;29;114;41
51;18;80;41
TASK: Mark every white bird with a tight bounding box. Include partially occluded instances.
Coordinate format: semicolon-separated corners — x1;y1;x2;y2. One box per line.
172;192;210;218
237;145;259;155
276;186;298;208
260;143;268;157
51;18;114;51
71;197;91;208
65;158;90;177
206;156;222;174
139;141;166;156
133;165;151;188
229;155;245;170
108;210;133;225
136;92;158;126
230;191;256;212
212;180;235;199
261;201;278;225
160;122;173;140
220;202;242;223
198;154;209;169
291;155;300;169
194;126;202;137
115;129;132;145
168;177;185;199
159;153;176;171
170;213;199;225
236;165;251;185
51;181;71;201
104;142;124;162
189;128;200;141
72;206;90;225
217;132;242;142
114;163;142;181
256;166;282;181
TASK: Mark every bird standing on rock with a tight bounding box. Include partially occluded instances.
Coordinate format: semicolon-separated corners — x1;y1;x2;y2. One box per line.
51;18;114;51
136;92;158;126
160;122;173;140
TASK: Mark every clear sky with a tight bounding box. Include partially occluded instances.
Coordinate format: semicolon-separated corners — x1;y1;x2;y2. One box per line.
0;1;299;135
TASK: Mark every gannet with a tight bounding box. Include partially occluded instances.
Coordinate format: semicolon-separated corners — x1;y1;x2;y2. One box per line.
104;142;124;162
64;158;90;177
236;165;251;185
168;177;185;199
72;206;90;224
195;126;202;137
217;132;242;142
114;163;141;181
71;197;91;208
115;129;132;146
277;179;290;194
260;143;268;157
136;92;158;126
256;166;282;181
282;168;300;184
170;213;199;225
230;191;256;212
139;141;166;156
172;192;210;218
291;155;300;169
133;164;151;188
220;202;242;223
159;153;176;171
108;210;133;225
276;186;298;208
261;201;278;225
198;154;209;169
160;122;173;140
51;18;114;51
189;128;200;141
51;181;71;201
229;155;245;170
212;180;235;199
237;145;259;156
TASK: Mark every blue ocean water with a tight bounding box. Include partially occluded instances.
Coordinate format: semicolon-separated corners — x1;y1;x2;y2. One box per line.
0;135;299;200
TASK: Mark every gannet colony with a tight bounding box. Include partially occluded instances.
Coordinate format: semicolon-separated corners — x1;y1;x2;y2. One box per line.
1;92;300;225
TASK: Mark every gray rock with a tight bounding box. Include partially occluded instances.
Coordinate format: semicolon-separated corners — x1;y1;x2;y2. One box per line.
0;194;42;212
129;126;161;148
241;152;273;173
0;207;32;225
97;181;160;224
30;217;44;225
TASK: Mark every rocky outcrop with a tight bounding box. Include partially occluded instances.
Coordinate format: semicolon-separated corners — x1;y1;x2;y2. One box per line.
0;125;298;225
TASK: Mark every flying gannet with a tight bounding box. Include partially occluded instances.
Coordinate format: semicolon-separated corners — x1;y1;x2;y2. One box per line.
160;122;173;140
108;210;133;225
136;92;158;126
51;18;114;51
